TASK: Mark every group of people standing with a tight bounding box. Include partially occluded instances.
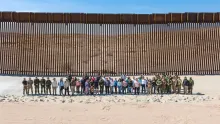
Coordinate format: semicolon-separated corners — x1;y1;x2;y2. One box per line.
22;74;195;96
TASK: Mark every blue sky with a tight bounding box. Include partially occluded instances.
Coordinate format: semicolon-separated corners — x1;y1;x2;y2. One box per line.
0;0;220;14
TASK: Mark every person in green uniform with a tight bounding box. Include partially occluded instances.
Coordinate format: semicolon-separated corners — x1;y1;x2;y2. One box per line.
40;77;46;94
34;77;40;94
176;77;182;94
156;78;162;94
99;78;104;95
188;77;194;94
172;75;177;94
166;75;172;94
46;77;52;95
161;77;167;94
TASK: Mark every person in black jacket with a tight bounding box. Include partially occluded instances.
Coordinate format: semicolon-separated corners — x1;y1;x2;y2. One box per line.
40;77;46;94
46;77;52;95
151;77;157;94
34;77;40;94
22;78;28;95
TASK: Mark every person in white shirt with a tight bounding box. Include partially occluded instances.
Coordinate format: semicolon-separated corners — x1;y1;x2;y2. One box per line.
110;77;114;94
52;78;58;95
141;77;147;94
134;78;140;95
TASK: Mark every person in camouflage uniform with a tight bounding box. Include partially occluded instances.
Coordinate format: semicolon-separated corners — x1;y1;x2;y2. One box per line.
188;77;194;94
34;77;40;94
176;77;182;94
99;78;104;94
27;77;34;95
166;75;172;94
40;77;46;94
161;77;167;94
172;75;177;94
46;77;52;95
156;78;162;94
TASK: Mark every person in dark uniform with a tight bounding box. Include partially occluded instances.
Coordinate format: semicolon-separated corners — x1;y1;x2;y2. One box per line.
34;77;40;94
22;78;28;95
46;77;52;95
183;77;189;94
99;78;104;95
151;77;157;94
40;77;46;94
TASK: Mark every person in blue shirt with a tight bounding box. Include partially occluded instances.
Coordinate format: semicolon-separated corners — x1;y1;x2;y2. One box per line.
58;78;64;95
117;78;122;94
114;78;118;94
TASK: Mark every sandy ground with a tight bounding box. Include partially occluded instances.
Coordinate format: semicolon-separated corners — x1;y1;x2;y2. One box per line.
0;75;220;124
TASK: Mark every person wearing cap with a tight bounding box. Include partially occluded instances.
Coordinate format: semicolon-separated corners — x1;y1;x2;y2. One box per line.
52;78;58;95
40;77;46;94
34;77;40;94
27;77;34;95
183;77;189;94
46;77;52;95
188;77;194;94
22;78;28;95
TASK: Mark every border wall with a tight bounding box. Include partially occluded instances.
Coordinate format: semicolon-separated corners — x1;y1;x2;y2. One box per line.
0;12;220;76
